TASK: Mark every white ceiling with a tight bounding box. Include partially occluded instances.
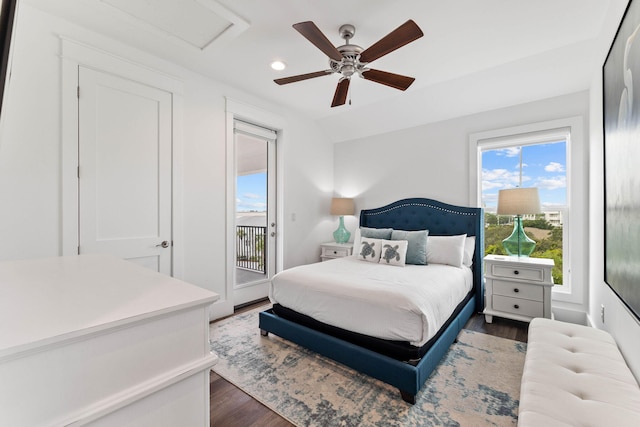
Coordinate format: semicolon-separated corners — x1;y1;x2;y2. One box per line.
23;0;614;142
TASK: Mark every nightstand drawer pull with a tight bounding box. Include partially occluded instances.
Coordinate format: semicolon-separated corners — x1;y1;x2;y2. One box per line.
514;288;519;293
514;304;520;309
514;270;519;275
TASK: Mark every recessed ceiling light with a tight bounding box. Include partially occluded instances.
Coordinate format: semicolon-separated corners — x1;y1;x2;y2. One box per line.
270;61;286;71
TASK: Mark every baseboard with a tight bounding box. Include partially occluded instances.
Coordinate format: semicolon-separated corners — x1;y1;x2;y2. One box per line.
552;307;588;325
234;297;269;311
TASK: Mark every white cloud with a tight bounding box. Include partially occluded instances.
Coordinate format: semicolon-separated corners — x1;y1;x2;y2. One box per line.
495;147;521;158
482;192;499;207
535;176;566;190
243;192;262;199
482;180;505;190
482;168;518;182
544;162;565;172
481;168;532;191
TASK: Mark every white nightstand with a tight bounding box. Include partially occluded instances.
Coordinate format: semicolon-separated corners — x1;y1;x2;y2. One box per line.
320;242;354;261
483;254;554;323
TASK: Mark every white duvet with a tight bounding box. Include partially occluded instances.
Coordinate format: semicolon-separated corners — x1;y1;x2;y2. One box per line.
269;256;473;347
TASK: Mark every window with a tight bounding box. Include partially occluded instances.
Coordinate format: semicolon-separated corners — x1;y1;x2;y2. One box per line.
470;117;585;305
481;141;567;284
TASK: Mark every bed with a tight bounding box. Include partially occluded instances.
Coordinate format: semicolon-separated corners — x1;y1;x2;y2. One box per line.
258;198;484;403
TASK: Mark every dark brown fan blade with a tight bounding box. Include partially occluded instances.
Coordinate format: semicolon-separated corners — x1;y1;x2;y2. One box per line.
331;78;350;107
359;20;423;64
274;70;333;85
293;21;343;62
361;69;415;91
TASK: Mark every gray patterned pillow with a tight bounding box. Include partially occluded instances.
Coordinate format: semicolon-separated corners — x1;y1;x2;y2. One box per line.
378;239;408;267
358;237;382;263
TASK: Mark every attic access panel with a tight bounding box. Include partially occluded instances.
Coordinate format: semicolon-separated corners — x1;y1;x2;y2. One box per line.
100;0;248;50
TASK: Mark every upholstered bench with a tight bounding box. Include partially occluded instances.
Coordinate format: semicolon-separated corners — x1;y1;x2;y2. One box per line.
518;317;640;427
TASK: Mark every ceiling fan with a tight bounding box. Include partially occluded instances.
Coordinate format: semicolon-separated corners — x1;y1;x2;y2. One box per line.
274;20;424;107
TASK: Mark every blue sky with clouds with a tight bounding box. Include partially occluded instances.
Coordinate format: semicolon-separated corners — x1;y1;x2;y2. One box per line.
482;141;567;211
237;172;267;212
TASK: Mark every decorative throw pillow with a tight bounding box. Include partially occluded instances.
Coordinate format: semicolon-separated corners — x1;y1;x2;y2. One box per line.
353;227;394;256
378;239;408;266
360;227;393;239
426;234;467;268
463;236;476;267
358;237;382;263
391;229;428;265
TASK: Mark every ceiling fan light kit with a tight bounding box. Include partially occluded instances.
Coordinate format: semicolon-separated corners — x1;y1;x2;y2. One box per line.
274;20;423;107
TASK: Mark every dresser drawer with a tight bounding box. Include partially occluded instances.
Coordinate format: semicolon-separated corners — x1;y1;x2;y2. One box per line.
492;280;543;301
490;264;545;282
492;295;543;318
321;247;350;257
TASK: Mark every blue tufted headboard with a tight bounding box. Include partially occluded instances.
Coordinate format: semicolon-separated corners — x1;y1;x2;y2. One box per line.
360;198;485;313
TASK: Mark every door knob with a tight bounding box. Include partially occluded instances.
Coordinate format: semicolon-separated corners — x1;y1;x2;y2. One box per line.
156;241;169;248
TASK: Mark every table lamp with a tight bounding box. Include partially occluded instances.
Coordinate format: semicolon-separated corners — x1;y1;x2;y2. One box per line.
330;197;355;244
497;188;541;257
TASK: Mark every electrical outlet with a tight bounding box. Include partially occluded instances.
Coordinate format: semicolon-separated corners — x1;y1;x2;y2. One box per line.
601;304;605;323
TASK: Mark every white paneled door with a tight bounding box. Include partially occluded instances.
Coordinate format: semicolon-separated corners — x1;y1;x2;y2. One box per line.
78;67;173;274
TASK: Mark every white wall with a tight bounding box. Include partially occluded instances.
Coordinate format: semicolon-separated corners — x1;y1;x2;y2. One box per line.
278;115;335;269
588;0;640;379
0;4;333;307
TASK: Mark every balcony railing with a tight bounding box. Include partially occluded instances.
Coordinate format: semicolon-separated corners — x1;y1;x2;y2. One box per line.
236;225;266;274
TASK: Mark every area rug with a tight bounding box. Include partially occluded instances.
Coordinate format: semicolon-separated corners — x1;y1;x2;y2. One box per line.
210;306;527;427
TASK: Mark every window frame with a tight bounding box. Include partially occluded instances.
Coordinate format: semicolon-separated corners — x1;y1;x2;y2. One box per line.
469;117;586;307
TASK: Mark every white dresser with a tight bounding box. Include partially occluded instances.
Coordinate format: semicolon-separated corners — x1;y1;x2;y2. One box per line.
0;254;219;426
483;254;554;323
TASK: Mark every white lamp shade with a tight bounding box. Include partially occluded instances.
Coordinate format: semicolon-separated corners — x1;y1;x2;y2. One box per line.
497;188;541;215
330;198;355;216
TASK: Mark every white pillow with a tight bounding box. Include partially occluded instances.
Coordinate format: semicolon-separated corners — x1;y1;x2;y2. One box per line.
378;239;408;267
357;237;382;263
426;234;467;268
352;227;361;256
463;236;476;267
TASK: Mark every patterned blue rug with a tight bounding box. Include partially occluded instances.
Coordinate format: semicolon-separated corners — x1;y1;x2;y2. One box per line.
210;307;526;427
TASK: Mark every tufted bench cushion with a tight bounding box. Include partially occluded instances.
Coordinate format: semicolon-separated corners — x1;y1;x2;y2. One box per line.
518;318;640;427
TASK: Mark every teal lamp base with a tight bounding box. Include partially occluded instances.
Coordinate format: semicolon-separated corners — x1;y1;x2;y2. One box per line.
333;216;351;244
502;216;536;257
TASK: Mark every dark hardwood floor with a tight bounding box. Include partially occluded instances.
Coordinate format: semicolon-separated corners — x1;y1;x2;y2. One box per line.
464;312;530;343
209;301;528;426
